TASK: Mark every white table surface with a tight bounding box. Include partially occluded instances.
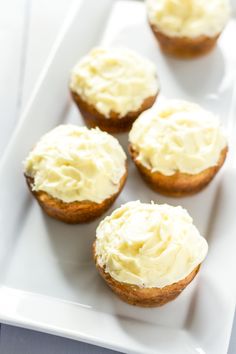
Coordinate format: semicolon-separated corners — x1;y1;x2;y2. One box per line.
0;0;235;353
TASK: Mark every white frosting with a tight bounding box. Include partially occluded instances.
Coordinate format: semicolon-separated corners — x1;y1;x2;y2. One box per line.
24;125;127;203
96;201;208;288
146;0;230;38
70;47;159;117
129;99;227;176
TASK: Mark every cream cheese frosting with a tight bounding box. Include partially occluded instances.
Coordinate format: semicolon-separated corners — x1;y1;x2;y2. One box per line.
146;0;230;38
70;47;159;118
129;99;227;176
95;201;208;288
24;125;127;203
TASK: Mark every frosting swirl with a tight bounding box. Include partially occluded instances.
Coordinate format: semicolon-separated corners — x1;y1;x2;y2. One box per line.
146;0;230;38
129;99;227;176
95;201;208;288
70;47;159;117
24;125;126;203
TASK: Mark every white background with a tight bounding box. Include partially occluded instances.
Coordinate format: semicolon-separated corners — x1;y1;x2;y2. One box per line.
0;0;235;353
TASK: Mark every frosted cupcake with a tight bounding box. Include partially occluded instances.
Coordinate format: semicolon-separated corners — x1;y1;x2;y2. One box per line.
129;99;227;196
24;125;127;223
94;201;208;307
146;0;230;58
70;47;159;133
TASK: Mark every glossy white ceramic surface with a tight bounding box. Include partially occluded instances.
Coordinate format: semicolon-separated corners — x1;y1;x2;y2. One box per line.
0;0;236;353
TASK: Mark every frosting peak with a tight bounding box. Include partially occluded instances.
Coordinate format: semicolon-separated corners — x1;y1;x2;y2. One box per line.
24;125;126;203
95;201;208;288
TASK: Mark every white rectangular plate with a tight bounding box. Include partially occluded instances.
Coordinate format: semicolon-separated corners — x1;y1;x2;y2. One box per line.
0;1;236;353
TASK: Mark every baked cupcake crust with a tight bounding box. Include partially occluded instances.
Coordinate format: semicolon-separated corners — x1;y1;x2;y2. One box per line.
71;90;158;133
129;145;227;196
150;23;220;58
93;243;200;307
25;168;127;224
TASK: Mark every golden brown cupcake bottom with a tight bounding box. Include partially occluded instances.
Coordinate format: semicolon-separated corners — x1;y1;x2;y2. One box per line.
71;91;158;133
25;170;127;224
129;146;227;197
94;244;200;307
150;24;220;59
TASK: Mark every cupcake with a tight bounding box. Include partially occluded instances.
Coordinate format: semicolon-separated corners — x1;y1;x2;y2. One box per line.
70;47;159;133
23;125;127;223
146;0;230;58
129;99;227;196
94;201;208;307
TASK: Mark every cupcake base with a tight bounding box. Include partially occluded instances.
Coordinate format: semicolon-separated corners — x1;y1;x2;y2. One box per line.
25;170;127;224
129;145;227;197
150;24;220;59
94;244;200;307
71;91;158;133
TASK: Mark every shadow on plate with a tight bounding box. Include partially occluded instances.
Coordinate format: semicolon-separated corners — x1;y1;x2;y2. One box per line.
163;46;225;96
